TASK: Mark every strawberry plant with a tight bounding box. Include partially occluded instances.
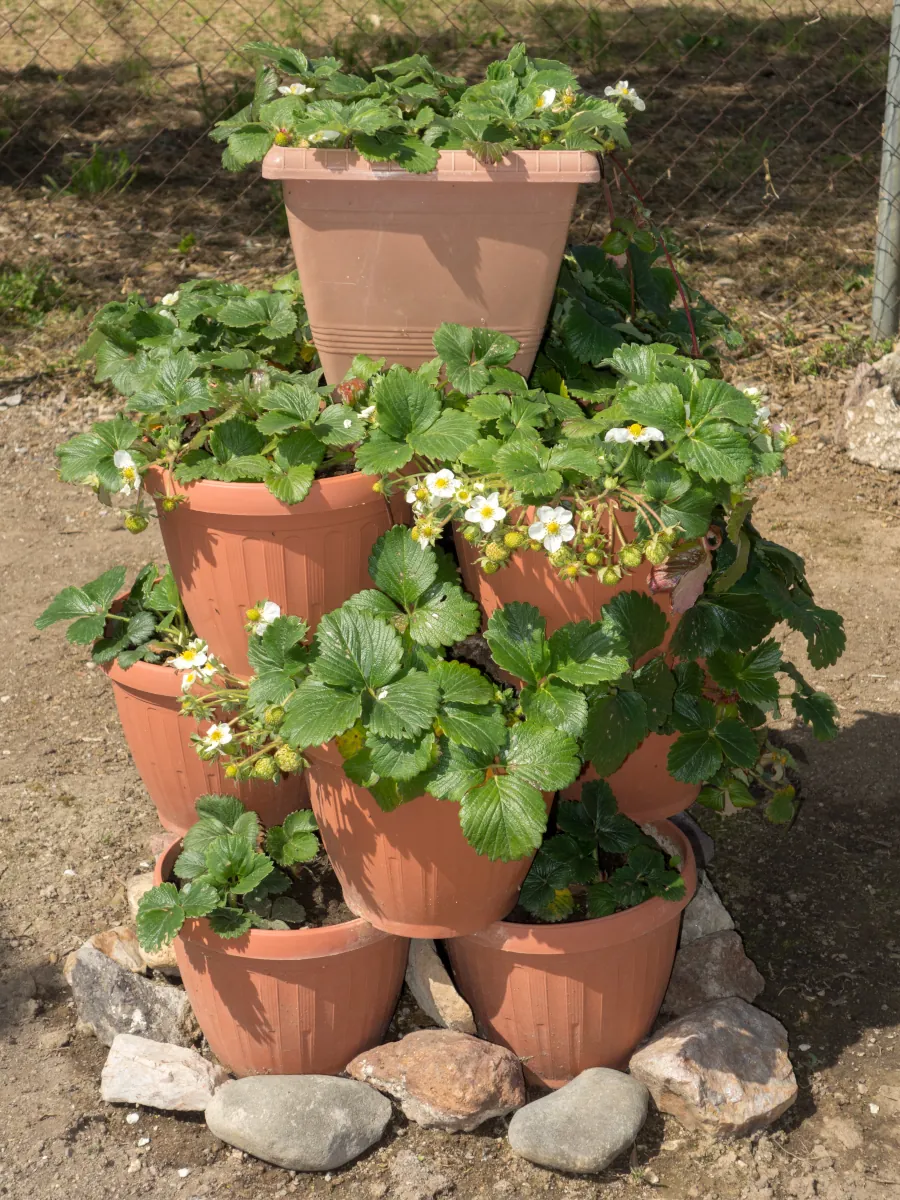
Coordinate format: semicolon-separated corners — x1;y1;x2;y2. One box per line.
519;780;686;922
35;563;194;668
213;43;638;174
136;795;320;947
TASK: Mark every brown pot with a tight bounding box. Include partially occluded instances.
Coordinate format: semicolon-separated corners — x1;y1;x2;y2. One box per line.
454;510;674;639
262;147;600;383
446;819;696;1088
146;468;392;676
154;838;408;1076
562;739;700;823
305;742;545;938
104;656;307;835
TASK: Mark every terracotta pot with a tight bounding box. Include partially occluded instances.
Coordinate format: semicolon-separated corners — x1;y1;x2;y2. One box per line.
305;742;545;938
446;819;696;1088
562;738;700;823
104;656;307;835
154;838;408;1076
146;468;392;676
262;147;600;383
454;510;674;638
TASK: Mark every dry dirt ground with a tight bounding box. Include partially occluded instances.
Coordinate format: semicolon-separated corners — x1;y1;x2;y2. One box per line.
1;334;900;1200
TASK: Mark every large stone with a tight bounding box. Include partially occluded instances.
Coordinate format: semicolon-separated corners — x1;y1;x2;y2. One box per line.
662;930;764;1016
405;940;476;1035
843;352;900;471
680;873;734;946
64;943;196;1047
205;1075;392;1171
346;1029;525;1132
629;997;798;1137
88;926;146;974
101;1034;227;1111
670;810;715;868
508;1068;648;1173
126;874;155;920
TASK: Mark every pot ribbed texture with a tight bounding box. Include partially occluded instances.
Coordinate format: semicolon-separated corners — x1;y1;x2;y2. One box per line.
262;147;600;384
104;657;307;835
155;838;409;1076
562;739;700;822
146;469;392;677
446;820;696;1088
305;743;544;938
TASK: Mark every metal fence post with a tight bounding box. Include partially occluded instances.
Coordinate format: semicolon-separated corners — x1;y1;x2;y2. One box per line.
873;0;900;341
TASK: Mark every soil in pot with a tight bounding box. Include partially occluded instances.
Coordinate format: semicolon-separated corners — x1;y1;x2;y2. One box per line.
305;742;546;939
263;147;601;384
155;838;408;1077
446;819;696;1088
146;468;394;677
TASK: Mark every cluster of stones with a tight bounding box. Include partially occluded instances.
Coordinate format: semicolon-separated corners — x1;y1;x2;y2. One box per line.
65;832;799;1176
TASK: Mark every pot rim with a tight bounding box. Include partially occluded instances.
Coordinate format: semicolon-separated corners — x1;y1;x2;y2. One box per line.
144;465;385;518
452;819;696;954
263;146;601;184
153;836;400;959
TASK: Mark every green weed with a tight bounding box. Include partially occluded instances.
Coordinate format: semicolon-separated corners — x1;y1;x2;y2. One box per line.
44;147;137;196
0;262;65;327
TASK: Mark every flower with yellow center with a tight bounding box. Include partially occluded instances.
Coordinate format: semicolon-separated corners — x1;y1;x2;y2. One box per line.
604;423;665;446
528;505;576;553
201;723;232;753
535;88;556;110
425;470;458;499
113;450;140;496
414;518;439;548
464;492;506;534
171;641;209;672
603;80;645;111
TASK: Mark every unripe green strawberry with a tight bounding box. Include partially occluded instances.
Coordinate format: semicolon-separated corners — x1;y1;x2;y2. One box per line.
263;705;285;728
462;525;480;543
482;561;500;574
618;543;644;569
251;756;278;780
602;475;619;491
224;763;238;779
484;542;509;562
581;533;597;548
372;479;384;493
548;548;572;567
644;538;670;565
274;745;303;774
503;530;527;549
161;496;179;513
560;563;580;579
124;513;148;534
601;565;622;586
585;550;602;567
273;130;291;146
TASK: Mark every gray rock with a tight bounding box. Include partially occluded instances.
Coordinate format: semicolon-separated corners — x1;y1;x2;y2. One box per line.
205;1076;392;1171
670;810;714;868
680;873;734;946
63;943;196;1047
843;353;900;471
101;1034;228;1111
629;997;797;1137
662;930;764;1016
405;939;476;1035
508;1068;649;1173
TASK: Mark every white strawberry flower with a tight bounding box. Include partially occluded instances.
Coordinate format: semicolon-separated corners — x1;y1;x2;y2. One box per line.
113;450;140;496
413;518;439;548
535;88;557;110
201;723;232;752
161;291;179;306
254;600;281;635
604;422;665;445
405;482;430;513
425;470;458;499
359;405;376;421
309;129;340;144
180;668;201;693
171;640;209;671
465;492;506;533
528;505;575;553
278;83;314;96
453;482;474;506
604;80;645;111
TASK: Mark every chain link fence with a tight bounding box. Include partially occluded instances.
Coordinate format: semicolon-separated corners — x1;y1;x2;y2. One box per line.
0;0;894;379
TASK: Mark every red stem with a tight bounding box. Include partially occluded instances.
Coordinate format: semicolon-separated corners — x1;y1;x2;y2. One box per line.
609;154;701;359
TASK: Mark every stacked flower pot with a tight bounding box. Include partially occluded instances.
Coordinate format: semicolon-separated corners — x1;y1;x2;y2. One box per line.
41;44;845;1115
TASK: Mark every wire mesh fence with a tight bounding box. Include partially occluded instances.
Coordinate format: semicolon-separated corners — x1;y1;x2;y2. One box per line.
0;0;894;380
